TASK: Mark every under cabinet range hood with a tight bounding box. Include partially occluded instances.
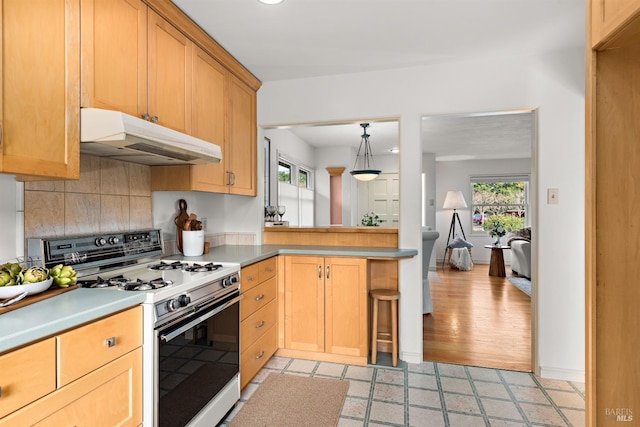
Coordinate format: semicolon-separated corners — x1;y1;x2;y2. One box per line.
80;108;222;166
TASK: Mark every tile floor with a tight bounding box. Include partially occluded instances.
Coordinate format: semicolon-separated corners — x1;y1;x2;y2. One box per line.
222;357;585;427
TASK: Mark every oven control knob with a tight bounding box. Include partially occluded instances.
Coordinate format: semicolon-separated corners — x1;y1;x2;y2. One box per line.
222;276;238;288
167;294;191;312
108;236;120;245
95;237;107;247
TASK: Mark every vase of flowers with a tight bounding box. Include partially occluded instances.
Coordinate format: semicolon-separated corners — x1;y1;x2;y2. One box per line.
483;216;507;246
361;212;381;227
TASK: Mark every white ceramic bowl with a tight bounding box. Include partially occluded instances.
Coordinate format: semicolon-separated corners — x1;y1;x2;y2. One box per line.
0;278;53;299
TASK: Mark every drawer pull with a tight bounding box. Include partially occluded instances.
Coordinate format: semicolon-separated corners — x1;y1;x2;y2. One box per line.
105;337;117;348
265;267;273;272
318;265;322;279
326;265;330;280
255;294;265;301
247;275;255;282
255;350;265;360
0;385;3;399
255;320;265;329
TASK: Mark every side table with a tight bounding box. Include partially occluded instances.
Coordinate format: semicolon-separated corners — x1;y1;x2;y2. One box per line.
484;245;510;277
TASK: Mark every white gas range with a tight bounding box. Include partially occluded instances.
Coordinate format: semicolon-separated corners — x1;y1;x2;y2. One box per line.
27;229;242;427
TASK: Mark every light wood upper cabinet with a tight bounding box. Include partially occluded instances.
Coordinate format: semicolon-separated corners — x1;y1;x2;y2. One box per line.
227;74;257;196
283;256;368;358
0;0;80;179
147;9;192;133
591;0;640;47
80;0;147;118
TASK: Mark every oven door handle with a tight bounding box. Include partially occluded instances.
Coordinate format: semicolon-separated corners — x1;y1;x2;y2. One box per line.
159;294;243;342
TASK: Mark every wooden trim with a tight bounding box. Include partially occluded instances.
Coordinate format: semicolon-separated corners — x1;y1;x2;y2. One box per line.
325;167;345;177
275;348;367;366
143;0;261;90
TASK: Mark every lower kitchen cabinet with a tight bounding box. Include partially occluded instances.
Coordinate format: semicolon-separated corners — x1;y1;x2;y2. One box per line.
283;256;368;364
240;257;278;389
0;307;143;426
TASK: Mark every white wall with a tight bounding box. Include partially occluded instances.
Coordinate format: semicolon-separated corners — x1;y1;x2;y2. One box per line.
435;158;531;265
0;175;22;261
258;49;585;380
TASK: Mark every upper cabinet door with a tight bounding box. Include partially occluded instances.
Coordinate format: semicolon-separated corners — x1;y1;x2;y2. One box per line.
189;45;228;192
81;0;148;118
0;0;80;179
147;10;192;134
591;0;640;46
227;75;257;196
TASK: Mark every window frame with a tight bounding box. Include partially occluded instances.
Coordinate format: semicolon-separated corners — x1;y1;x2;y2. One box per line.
469;174;530;235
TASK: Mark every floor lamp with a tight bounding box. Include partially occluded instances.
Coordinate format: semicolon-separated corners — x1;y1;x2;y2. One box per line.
442;190;468;268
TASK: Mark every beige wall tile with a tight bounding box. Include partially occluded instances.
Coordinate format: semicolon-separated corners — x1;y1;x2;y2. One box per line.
65;193;101;235
130;196;153;230
24;180;65;192
100;195;130;232
65;155;101;194
211;234;225;247
129;163;151;197
24;191;65;238
100;158;130;195
238;233;256;245
224;233;239;245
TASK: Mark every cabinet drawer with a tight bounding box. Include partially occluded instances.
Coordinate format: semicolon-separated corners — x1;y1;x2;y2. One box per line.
241;277;276;320
241;263;260;292
258;257;276;283
240;325;277;389
241;299;278;353
57;306;142;387
0;338;56;418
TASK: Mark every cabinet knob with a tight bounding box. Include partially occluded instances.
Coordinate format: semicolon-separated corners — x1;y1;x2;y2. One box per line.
255;294;265;301
0;385;3;399
141;113;150;121
255;320;265;329
255;350;265;360
105;336;117;348
151;116;159;123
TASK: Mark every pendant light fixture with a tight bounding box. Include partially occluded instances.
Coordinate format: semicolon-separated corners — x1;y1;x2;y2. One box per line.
350;123;381;181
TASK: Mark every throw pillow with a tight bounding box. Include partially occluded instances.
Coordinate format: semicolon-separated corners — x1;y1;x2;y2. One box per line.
448;235;474;249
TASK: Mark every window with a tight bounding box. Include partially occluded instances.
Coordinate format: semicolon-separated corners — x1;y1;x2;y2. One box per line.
278;161;292;183
298;169;309;188
471;175;529;233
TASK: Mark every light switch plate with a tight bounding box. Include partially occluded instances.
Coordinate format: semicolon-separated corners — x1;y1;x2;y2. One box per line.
547;188;559;204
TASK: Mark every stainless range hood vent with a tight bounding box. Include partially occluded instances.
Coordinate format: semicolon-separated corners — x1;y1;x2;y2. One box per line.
80;108;222;166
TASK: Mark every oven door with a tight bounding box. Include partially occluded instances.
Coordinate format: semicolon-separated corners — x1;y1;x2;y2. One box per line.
155;291;241;427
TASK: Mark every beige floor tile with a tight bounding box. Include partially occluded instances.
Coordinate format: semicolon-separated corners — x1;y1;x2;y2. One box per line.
444;393;482;415
519;402;567;426
316;362;345;377
474;381;512;399
375;368;405;385
340;397;368;419
440;376;474;395
468;366;502;383
481;397;523;421
369;400;405;425
500;370;537;387
489;420;528;426
409;406;445;427
345;365;375;381
547;389;585;409
509;384;552;404
264;356;290;369
437;363;468;378
347;380;372;398
373;383;404;403
408;362;436;375
408;372;438;390
447;412;486;427
409;388;441;408
537;377;576;391
287;358;317;373
337;418;365;427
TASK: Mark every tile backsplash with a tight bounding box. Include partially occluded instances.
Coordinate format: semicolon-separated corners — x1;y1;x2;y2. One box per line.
24;155;152;238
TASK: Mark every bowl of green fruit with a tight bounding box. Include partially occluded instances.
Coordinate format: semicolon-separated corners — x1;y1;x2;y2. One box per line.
0;263;76;299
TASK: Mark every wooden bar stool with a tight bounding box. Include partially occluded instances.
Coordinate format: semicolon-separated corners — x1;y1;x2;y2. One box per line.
370;289;400;367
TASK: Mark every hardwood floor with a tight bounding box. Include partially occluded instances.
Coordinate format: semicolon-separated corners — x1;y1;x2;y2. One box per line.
423;264;532;372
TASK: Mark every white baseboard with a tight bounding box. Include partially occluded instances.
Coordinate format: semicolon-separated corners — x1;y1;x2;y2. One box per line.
539;366;585;383
400;350;422;364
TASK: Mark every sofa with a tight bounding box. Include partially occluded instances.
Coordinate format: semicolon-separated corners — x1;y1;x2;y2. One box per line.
506;227;531;279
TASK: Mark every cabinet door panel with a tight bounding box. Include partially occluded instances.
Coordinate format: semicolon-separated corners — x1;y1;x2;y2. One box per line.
325;257;368;357
189;45;228;192
227;75;256;195
147;10;192;133
284;256;325;352
592;0;640;46
0;0;80;179
81;0;147;117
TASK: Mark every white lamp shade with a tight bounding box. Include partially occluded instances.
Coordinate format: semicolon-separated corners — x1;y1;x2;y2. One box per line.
443;190;467;209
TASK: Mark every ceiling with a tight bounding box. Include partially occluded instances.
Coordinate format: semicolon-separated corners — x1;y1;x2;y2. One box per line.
172;0;583;159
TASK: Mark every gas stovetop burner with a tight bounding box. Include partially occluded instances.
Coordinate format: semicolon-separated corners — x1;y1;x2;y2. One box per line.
148;261;187;270
182;262;224;272
78;275;172;291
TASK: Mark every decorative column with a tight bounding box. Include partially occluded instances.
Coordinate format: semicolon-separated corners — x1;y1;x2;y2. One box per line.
326;167;345;225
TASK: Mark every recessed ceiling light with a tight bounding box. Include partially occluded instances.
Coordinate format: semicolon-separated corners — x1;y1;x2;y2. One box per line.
258;0;284;4
389;147;400;154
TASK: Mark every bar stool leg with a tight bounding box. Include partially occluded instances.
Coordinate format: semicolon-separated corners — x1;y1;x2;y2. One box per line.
371;297;379;365
391;299;398;367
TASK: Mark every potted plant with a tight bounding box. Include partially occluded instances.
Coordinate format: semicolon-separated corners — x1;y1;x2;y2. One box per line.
483;215;508;245
361;212;381;227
